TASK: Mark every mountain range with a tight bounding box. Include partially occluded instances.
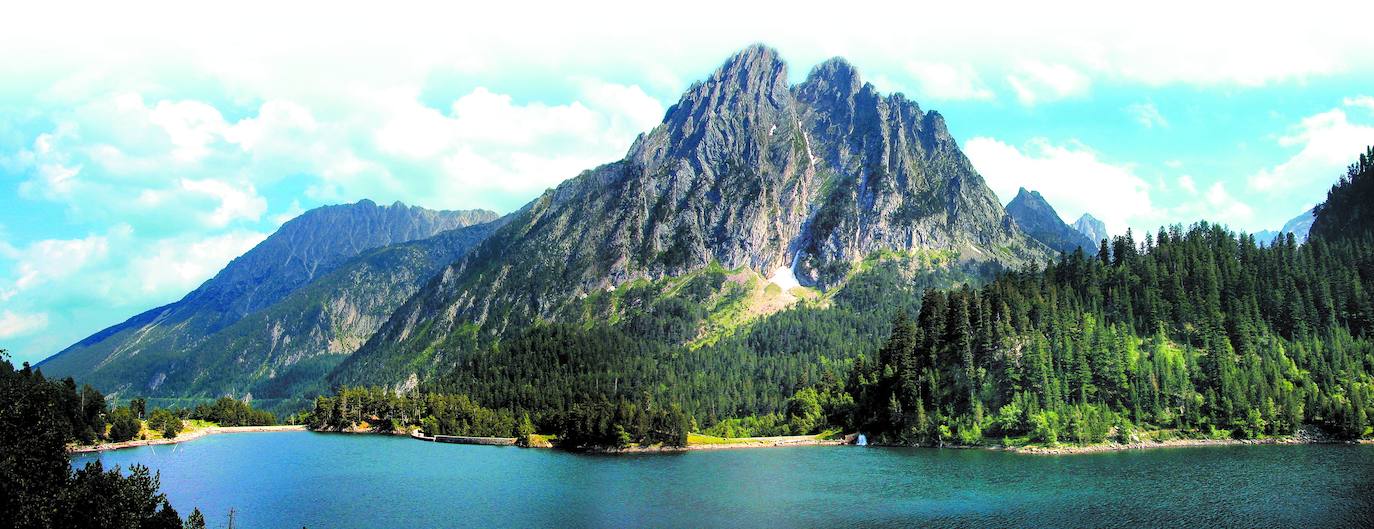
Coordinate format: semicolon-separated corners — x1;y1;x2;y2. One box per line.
1005;188;1096;253
37;201;498;405
39;45;1110;411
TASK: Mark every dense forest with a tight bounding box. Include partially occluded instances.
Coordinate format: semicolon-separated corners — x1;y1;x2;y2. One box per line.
1311;145;1374;242
0;352;210;529
415;253;981;432
305;386;694;449
846;225;1373;445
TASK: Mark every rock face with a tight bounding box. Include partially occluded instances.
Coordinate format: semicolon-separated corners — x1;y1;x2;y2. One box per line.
1006;188;1096;253
1072;213;1109;246
332;45;1050;386
37;200;499;396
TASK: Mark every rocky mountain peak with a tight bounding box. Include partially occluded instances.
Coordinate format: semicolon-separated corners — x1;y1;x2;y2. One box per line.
1072;213;1108;245
714;44;789;92
800;57;862;99
642;44;792;174
1007;188;1095;254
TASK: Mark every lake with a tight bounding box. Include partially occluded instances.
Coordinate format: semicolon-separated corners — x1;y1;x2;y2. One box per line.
72;432;1374;528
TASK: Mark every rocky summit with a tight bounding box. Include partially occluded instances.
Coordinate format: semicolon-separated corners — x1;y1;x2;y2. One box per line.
333;45;1051;387
1072;213;1109;246
1006;188;1097;254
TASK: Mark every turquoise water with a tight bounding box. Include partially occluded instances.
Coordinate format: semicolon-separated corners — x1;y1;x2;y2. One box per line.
73;432;1374;528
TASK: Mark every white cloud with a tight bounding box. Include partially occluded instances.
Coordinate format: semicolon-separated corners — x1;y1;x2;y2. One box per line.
179;178;268;227
1178;175;1198;194
1127;102;1168;128
10;232;111;291
1007;62;1090;106
1345;95;1374;113
0;227;267;361
129;231;266;294
904;61;995;101
1202;181;1254;227
1248;106;1374;193
0;311;48;339
965;137;1153;235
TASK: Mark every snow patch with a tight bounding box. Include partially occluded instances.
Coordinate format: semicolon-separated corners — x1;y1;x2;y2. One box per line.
767;266;800;291
767;253;803;291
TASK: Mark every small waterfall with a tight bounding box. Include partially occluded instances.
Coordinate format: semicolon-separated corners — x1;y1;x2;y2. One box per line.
856;433;868;446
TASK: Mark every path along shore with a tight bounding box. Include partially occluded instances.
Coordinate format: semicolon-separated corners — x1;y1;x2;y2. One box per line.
69;425;307;454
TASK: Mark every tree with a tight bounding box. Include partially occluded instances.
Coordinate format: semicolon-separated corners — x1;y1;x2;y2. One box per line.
108;407;142;443
515;413;536;447
184;508;207;529
785;388;823;434
2;355;189;528
130;398;147;420
148;409;182;439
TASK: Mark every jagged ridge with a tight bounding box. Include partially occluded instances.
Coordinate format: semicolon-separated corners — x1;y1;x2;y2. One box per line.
1006;188;1096;253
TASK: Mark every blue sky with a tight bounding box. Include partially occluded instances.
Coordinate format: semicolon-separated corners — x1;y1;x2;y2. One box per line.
3;1;1374;365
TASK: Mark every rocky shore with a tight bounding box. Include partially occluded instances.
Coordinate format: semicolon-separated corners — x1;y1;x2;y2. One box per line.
70;425;307;454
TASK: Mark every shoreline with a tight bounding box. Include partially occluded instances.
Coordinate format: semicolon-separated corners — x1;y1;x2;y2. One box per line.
192;426;1369;455
1007;436;1303;455
1004;426;1372;454
603;436;846;453
69;425;307;454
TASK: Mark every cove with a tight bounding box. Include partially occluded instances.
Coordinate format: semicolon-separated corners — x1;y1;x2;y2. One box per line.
73;431;1374;528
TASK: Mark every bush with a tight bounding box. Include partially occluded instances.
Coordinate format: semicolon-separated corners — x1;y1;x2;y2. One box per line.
147;409;182;439
1031;411;1059;446
107;407;141;442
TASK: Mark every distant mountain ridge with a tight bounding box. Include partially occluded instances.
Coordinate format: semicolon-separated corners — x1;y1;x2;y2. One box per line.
1005;188;1096;253
1072;213;1108;246
37;200;499;398
1279;208;1315;243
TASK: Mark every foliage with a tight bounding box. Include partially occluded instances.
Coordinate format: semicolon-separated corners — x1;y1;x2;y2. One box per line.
552;397;693;450
1;354;187;528
107;407;142;443
307;387;515;437
147;409;182;439
1311;145;1374;242
424;252;977;433
846;221;1374;445
188;397;276;427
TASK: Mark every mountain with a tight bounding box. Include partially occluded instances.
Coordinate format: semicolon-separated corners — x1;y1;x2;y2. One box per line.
37;200;498;397
1072;213;1108;246
1252;229;1279;244
1278;208;1315;243
142;218;508;406
1005;188;1096;253
333;45;1050;388
1250;208;1313;246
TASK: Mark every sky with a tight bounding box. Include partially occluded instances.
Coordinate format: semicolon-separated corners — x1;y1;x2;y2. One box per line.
3;1;1374;365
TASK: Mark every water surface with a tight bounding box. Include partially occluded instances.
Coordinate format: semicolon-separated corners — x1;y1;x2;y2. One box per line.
73;432;1374;528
